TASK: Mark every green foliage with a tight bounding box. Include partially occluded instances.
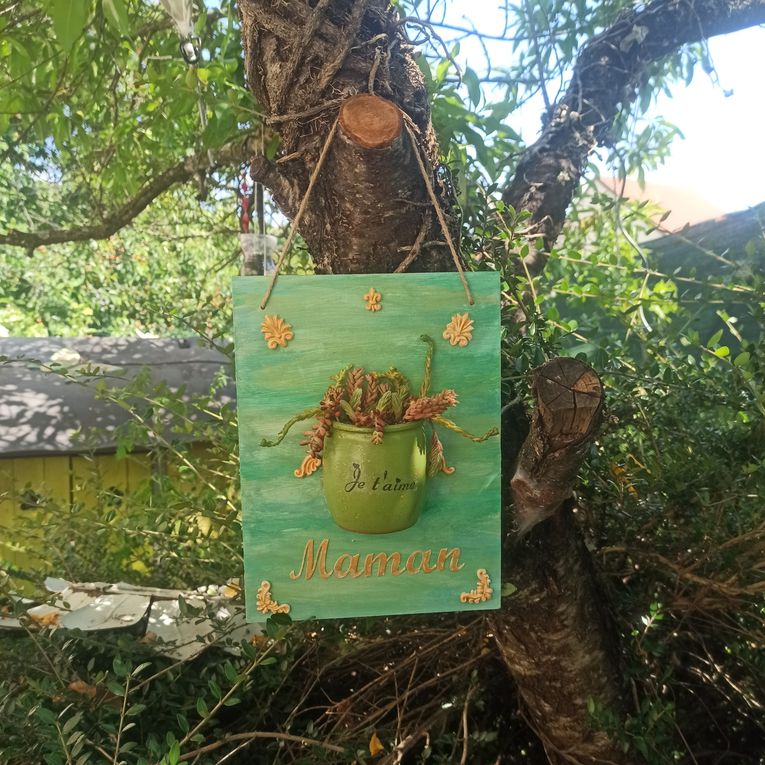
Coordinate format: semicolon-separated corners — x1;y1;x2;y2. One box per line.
0;603;307;765
0;0;251;205
3;340;240;587
0;188;240;337
0;0;261;338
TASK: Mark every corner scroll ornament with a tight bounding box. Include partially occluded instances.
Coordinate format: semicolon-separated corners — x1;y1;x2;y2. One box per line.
459;568;493;604
443;313;474;347
261;315;294;349
256;581;291;614
363;287;382;312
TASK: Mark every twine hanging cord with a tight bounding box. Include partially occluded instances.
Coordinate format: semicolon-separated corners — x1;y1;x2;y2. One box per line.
260;115;340;310
260;105;473;309
402;118;473;305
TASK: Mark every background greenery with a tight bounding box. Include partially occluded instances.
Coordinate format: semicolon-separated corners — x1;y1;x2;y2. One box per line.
1;0;763;763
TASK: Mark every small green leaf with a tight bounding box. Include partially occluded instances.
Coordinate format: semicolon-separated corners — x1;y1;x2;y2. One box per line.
176;713;189;734
208;678;222;700
167;741;181;765
435;57;451;85
714;346;730;358
106;679;125;697
102;0;128;33
733;351;751;367
131;662;152;678
500;581;517;597
36;706;56;724
463;67;481;107
266;612;291;639
45;0;91;51
223;661;238;684
112;656;129;677
707;329;723;347
62;713;82;735
269;611;292;626
240;639;259;660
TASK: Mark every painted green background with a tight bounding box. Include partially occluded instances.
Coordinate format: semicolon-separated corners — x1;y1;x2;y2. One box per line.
233;272;501;621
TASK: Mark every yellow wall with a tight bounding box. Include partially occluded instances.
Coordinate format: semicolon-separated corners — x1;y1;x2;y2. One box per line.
0;453;152;570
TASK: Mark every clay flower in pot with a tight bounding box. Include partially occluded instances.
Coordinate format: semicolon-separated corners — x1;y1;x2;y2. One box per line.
261;335;496;534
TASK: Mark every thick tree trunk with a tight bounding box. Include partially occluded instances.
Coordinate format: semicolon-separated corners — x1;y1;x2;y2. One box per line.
494;510;629;765
320;94;434;272
238;0;453;273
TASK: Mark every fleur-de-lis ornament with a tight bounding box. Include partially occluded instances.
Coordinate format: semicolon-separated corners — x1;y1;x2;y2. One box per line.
256;581;290;614
363;287;382;312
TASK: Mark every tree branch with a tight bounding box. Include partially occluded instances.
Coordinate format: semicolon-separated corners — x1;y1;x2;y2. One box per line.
492;359;633;764
503;0;765;274
511;358;603;535
0;135;288;250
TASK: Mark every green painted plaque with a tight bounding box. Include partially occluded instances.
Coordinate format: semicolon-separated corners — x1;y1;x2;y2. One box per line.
233;272;501;621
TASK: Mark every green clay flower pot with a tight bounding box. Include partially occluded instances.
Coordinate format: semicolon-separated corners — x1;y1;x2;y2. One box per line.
322;421;427;534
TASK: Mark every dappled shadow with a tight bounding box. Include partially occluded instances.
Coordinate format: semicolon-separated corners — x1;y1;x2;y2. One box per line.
0;337;235;457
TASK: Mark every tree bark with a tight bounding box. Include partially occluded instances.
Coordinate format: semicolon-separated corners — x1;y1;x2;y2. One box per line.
512;359;603;536
491;359;632;764
494;509;630;764
504;0;765;275
319;94;435;273
238;0;454;273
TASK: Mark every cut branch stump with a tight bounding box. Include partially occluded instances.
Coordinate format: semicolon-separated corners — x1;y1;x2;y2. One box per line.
512;358;603;536
493;357;636;765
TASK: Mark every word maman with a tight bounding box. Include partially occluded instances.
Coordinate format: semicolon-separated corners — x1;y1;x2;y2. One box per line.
345;464;416;493
289;538;464;580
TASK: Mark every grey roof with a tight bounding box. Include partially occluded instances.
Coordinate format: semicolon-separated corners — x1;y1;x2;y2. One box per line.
0;337;235;457
646;200;765;275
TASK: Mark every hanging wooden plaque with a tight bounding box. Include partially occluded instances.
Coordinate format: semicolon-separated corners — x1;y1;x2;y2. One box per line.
233;272;501;621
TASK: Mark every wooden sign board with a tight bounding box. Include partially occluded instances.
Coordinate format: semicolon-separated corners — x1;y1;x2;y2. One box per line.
233;272;501;621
